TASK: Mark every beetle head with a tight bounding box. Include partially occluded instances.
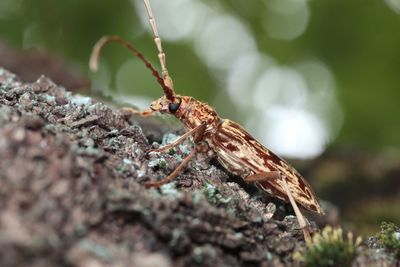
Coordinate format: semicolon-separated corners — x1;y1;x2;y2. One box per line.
150;95;181;115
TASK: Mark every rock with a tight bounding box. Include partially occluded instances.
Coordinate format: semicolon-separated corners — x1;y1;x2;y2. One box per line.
1;67;394;266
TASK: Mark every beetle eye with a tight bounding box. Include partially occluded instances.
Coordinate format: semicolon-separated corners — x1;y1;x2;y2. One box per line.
168;101;181;113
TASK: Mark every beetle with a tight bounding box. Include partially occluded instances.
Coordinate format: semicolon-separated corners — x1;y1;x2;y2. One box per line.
89;0;323;241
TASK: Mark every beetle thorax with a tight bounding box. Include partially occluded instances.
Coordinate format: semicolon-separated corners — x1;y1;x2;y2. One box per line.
175;96;221;130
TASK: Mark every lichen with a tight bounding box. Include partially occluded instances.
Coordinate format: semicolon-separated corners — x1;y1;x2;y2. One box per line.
44;94;56;105
294;226;362;267
148;158;167;170
377;222;400;259
160;183;182;198
178;144;191;155
161;133;192;155
70;94;92;106
202;183;231;205
123;158;133;165
78;239;114;261
162;133;178;145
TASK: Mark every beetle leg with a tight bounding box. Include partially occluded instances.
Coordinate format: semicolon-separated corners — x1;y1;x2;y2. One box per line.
144;148;197;188
121;107;156;117
147;122;207;154
281;175;311;243
244;171;281;182
144;125;208;188
244;172;311;242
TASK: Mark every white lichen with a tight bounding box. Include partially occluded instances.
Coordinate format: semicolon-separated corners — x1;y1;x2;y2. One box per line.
70;95;92;106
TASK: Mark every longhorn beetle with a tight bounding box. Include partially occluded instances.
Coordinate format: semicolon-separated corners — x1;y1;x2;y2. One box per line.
90;0;324;241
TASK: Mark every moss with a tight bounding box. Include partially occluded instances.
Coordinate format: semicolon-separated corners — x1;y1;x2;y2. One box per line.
202;183;231;206
158;159;167;169
148;158;167;170
377;222;400;259
294;226;362;267
168;148;175;155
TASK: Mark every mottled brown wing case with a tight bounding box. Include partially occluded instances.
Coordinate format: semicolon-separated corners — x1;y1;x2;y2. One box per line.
212;119;323;214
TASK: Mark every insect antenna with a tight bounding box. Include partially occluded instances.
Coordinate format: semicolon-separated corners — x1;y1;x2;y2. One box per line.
89;35;176;102
143;0;174;94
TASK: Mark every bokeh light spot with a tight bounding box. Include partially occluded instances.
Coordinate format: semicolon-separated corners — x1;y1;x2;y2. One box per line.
133;0;204;41
263;0;310;40
385;0;400;15
194;14;256;70
248;106;327;159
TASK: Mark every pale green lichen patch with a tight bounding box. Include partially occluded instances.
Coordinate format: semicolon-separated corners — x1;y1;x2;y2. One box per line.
44;94;56;105
161;133;192;155
77;239;114;262
160;182;182;198
70;94;92;106
148;158;167;170
161;133;178;145
202;183;231;205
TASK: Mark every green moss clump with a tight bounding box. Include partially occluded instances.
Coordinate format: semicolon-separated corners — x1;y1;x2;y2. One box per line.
158;159;167;169
294;226;362;267
377;222;400;259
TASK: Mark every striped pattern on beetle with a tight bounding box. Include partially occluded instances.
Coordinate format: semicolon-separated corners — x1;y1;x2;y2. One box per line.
149;94;323;214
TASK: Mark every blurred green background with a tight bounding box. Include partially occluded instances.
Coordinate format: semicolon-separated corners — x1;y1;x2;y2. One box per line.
1;0;399;235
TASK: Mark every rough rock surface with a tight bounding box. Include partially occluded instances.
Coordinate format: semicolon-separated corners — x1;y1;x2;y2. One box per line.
0;68;307;267
0;68;397;267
